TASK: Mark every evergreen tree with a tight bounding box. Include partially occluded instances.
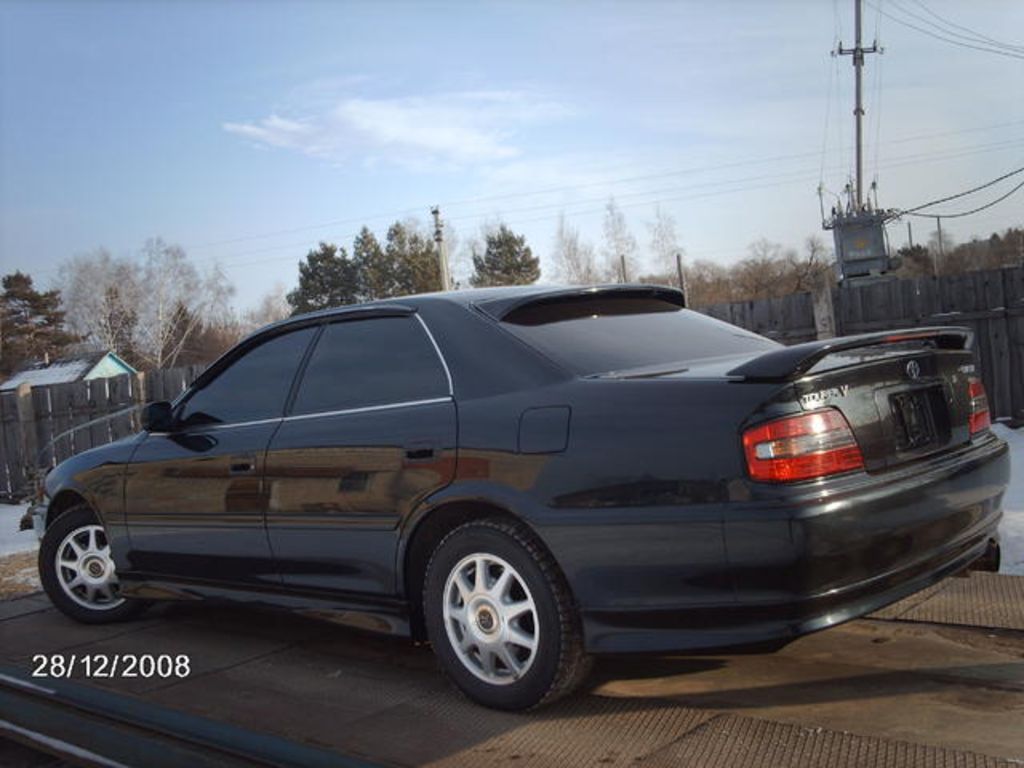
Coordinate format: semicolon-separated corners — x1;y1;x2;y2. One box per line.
469;225;540;287
894;244;934;277
352;227;398;300
386;221;442;295
0;272;76;375
286;242;360;314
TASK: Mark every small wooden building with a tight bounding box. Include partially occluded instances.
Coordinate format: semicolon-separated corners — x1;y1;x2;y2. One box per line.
0;351;137;392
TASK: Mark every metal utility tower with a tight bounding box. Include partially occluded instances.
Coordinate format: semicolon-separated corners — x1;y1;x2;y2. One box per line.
430;206;452;292
823;0;894;283
837;0;879;209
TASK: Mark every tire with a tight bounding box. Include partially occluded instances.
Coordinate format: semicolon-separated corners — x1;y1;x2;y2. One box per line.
39;504;148;624
423;517;591;710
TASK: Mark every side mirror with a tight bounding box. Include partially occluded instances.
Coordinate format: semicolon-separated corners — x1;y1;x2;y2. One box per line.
141;401;174;432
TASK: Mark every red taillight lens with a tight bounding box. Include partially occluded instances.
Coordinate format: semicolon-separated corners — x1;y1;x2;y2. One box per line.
742;409;864;483
968;378;991;435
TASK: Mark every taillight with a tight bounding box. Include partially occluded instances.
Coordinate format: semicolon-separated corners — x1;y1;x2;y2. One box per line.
743;409;864;483
968;378;991;435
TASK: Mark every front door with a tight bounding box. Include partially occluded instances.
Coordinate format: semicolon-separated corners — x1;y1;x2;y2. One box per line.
264;315;456;596
124;326;317;586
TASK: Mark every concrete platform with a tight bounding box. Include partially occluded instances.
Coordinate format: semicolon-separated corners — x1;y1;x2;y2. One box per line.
2;573;1023;767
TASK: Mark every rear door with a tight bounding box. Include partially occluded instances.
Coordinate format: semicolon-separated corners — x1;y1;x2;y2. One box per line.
125;326;318;585
265;314;456;596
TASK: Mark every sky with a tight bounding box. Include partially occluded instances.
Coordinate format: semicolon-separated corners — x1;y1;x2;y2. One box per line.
1;0;1023;312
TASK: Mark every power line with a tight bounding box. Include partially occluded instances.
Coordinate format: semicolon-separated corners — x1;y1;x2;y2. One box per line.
818;46;835;186
209;140;1024;272
903;178;1024;219
864;0;1024;60
187;118;1024;254
870;0;885;185
898;165;1024;215
904;0;1024;54
32;133;1022;283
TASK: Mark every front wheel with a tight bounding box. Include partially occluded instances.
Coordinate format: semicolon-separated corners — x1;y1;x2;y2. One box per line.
423;518;591;710
39;505;148;624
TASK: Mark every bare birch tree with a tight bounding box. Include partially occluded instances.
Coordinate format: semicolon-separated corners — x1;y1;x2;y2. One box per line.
244;282;291;330
135;238;233;369
646;206;683;273
59;249;142;362
601;198;638;281
551;213;600;285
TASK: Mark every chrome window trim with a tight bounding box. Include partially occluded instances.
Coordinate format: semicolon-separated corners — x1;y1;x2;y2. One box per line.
414;313;455;397
180;416;283;432
165;312;455;433
173;397;454;433
282;396;453;423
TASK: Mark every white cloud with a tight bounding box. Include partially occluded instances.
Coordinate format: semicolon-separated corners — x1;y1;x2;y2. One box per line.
222;115;320;151
223;90;571;168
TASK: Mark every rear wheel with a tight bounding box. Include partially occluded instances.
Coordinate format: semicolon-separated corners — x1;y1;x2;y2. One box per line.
39;505;148;624
423;518;591;710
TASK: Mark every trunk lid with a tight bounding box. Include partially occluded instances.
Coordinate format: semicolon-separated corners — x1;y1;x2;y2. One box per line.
788;344;978;472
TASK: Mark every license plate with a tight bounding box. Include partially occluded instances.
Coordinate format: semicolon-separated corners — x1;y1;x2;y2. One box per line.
891;389;938;451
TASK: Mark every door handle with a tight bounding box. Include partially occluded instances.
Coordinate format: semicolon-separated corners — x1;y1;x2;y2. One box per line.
229;454;257;475
404;444;436;461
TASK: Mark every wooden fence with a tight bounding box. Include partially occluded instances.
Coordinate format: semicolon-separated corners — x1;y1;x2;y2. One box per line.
0;365;204;501
698;264;1024;423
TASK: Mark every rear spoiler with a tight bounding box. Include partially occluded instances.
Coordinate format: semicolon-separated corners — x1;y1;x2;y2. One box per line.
726;326;973;381
474;284;685;320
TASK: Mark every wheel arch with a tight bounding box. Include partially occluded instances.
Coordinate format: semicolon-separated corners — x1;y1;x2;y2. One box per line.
400;496;567;642
47;488;92;528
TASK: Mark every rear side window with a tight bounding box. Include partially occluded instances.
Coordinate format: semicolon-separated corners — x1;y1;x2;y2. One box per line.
178;326;316;426
501;296;778;375
291;317;449;415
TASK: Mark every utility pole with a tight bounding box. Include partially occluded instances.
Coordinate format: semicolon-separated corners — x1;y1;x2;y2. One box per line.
907;220;914;248
619;254;628;283
935;216;945;277
837;0;879;209
430;206;452;292
675;252;686;301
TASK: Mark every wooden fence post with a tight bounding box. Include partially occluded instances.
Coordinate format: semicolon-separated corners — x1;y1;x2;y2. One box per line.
15;382;38;496
812;279;836;340
132;371;146;432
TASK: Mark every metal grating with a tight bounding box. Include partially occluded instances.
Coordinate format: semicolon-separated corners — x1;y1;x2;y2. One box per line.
871;573;1024;631
637;713;1017;768
340;693;716;768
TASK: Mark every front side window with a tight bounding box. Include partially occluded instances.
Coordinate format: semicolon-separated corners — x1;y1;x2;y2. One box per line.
178;326;316;426
291;317;448;415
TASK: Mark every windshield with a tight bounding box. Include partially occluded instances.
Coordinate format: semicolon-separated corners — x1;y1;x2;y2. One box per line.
500;296;779;376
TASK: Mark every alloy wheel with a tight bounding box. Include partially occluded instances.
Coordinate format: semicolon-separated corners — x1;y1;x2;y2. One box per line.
442;552;539;685
55;524;125;610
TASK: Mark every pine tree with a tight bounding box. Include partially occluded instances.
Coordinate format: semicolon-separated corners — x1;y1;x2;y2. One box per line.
0;272;76;375
353;227;401;300
469;225;540;287
286;242;360;314
386;222;442;295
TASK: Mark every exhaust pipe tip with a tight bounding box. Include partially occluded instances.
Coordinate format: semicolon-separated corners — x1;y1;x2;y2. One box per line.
968;538;1001;573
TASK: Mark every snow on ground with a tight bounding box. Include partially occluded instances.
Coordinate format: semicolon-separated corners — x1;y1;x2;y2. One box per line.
993;424;1024;575
0;427;1020;573
0;503;37;557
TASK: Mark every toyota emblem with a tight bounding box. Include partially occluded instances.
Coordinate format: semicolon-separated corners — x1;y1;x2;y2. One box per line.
906;360;921;379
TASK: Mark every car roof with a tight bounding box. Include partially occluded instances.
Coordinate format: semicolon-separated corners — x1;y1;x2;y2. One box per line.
276;283;685;328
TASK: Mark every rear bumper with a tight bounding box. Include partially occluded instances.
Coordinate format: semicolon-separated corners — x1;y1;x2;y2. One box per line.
578;435;1008;653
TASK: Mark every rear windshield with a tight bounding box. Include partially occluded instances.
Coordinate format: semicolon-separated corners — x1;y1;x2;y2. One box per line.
500;296;778;376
